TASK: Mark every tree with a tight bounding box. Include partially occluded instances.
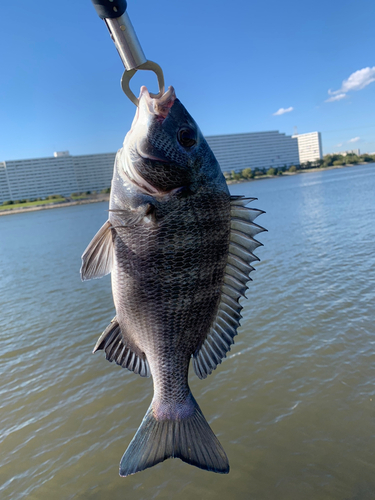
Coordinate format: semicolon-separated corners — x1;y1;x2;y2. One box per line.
231;170;243;181
346;156;358;165
242;168;254;179
361;155;373;163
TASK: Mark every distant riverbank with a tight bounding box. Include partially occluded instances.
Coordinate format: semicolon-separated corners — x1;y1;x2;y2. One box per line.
226;161;369;184
0;161;372;216
0;194;110;216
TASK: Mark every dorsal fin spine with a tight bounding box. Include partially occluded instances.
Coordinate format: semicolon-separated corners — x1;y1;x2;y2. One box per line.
192;196;265;380
226;263;251;282
227;254;255;273
221;292;240;310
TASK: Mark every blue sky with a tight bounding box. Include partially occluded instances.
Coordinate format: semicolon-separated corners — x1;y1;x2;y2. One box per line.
1;0;375;161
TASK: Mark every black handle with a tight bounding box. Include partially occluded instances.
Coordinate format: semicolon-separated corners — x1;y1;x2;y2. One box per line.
91;0;127;19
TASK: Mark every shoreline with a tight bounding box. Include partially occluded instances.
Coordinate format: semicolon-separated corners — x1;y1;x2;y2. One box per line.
0;162;371;216
225;161;369;184
0;195;110;217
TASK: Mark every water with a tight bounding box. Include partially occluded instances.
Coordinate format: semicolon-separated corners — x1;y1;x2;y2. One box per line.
0;164;374;500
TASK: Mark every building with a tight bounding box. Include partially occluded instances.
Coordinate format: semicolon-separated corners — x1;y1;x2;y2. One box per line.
0;129;303;203
73;153;116;193
206;131;299;173
54;151;70;157
292;132;323;164
333;149;360;156
0;152;116;203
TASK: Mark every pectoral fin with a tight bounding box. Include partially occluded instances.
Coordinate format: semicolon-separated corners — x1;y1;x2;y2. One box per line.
80;220;114;281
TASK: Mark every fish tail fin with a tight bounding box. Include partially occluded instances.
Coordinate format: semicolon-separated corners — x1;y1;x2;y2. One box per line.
119;393;229;476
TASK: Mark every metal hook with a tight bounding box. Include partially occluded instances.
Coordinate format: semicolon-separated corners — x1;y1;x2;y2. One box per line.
121;60;165;107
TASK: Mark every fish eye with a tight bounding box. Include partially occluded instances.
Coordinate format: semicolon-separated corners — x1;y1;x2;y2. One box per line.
177;128;196;148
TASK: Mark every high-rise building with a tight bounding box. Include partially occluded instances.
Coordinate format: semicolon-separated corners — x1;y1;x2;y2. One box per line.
0;129;303;203
0;153;116;203
206;131;299;173
292;132;323;164
333;149;360;156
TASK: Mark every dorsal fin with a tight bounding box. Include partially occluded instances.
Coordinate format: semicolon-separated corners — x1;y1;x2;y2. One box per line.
80;220;114;281
193;196;266;379
93;317;151;378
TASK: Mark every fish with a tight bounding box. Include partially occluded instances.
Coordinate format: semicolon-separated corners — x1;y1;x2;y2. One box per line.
80;85;265;477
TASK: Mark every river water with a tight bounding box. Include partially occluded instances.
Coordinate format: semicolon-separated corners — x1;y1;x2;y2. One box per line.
0;164;374;500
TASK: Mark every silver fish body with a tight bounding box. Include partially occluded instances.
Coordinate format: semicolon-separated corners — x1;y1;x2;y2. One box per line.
81;86;265;476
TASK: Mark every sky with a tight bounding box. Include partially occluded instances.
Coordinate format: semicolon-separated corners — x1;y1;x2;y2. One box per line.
1;0;375;161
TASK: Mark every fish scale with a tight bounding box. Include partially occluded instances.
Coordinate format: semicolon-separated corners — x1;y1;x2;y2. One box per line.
81;86;265;476
113;194;230;363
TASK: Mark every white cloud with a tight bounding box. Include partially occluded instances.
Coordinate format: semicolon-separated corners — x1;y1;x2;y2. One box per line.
326;66;375;102
335;143;343;147
325;93;346;102
273;107;294;116
348;137;360;143
341;67;375;92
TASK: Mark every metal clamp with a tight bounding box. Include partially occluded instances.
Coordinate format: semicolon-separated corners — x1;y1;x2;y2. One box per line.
121;61;165;106
91;1;165;106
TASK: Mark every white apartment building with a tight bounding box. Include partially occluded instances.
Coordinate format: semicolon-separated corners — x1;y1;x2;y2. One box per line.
206;131;299;173
0;152;116;203
333;149;360;156
73;153;116;193
0;129;302;203
292;132;323;164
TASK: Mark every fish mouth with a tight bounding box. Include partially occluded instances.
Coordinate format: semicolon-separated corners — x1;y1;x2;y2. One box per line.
127;86;176;141
123;86;183;196
136;86;177;164
139;85;176;121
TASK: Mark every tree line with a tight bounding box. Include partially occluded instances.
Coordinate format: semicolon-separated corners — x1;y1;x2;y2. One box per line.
1;188;111;206
224;153;375;181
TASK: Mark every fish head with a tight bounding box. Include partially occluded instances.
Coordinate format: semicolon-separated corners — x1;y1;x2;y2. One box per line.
121;86;220;195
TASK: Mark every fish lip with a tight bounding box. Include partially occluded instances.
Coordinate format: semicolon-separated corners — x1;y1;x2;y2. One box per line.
127;86;176;138
139;85;177;120
134;86;177;163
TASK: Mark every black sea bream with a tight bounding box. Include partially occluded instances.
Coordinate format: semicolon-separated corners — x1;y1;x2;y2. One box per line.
81;86;265;476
